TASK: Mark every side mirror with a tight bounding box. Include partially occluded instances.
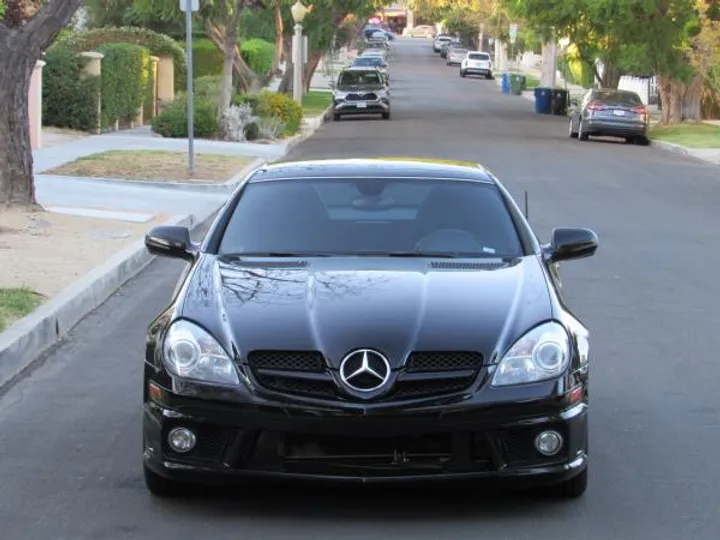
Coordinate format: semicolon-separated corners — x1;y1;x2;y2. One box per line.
329;81;336;89
544;227;598;263
145;225;196;262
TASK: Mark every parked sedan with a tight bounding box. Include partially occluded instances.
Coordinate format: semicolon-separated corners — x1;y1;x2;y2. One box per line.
406;24;435;38
460;51;493;79
569;89;650;145
446;47;468;66
141;157;597;499
440;39;461;58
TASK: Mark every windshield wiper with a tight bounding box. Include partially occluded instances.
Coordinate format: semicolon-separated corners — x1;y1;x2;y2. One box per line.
221;251;333;258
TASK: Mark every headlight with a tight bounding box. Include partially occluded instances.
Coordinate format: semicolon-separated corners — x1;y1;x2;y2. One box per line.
334;92;347;100
491;321;571;387
162;320;239;385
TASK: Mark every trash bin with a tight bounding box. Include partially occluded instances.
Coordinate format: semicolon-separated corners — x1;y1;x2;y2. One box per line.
509;74;525;95
501;73;510;95
533;87;552;114
551;89;569;115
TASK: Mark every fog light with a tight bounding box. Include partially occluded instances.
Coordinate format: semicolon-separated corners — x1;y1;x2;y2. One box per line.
168;427;196;453
535;430;563;456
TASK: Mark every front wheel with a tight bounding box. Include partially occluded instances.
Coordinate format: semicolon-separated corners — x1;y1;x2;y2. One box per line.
333;113;341;121
634;135;650;146
569;118;578;138
382;111;391;120
578;122;589;141
460;70;466;77
144;464;189;498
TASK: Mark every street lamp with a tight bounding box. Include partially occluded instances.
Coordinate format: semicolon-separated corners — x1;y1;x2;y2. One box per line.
291;0;309;104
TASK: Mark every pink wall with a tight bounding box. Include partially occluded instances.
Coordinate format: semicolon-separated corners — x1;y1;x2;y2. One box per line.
29;60;45;150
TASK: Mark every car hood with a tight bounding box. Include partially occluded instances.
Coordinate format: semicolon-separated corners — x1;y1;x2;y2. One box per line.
336;84;385;93
180;256;553;369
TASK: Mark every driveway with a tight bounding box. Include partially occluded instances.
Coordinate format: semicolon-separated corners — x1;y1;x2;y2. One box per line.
2;37;719;539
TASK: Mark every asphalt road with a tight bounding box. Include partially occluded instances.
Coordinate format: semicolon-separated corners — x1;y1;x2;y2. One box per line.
2;38;719;539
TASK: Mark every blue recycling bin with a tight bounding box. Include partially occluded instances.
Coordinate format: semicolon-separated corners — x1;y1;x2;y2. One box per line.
501;72;510;95
533;87;553;114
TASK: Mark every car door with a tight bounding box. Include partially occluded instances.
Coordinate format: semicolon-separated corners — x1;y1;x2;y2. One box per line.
572;90;592;129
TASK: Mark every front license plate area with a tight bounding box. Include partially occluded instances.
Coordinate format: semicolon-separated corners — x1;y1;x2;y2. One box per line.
356;101;367;108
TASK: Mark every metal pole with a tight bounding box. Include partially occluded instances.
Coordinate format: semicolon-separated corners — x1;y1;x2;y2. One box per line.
185;0;195;175
293;23;304;104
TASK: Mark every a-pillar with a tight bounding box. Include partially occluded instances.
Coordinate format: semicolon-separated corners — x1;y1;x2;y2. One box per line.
28;59;46;150
156;56;175;111
79;51;104;134
541;41;557;87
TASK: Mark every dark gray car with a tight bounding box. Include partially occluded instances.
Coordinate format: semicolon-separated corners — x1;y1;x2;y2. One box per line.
569;89;650;145
331;68;391;121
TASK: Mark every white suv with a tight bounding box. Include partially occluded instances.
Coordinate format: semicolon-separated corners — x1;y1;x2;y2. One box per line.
433;35;452;53
460;51;493;79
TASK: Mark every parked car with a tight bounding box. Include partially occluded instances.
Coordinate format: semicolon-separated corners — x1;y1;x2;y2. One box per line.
329;67;391;120
406;25;435;38
568;88;650;145
433;34;453;52
360;48;389;64
141;156;597;499
460;51;493;79
446;47;469;66
351;55;389;80
440;39;461;58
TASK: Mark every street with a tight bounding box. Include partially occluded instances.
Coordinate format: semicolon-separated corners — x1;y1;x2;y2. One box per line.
2;37;719;539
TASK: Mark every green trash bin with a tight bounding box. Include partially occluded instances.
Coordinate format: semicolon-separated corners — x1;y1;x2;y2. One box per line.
509;74;525;95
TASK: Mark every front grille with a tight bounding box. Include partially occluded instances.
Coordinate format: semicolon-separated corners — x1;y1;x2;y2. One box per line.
406;351;484;372
345;93;377;101
246;350;484;402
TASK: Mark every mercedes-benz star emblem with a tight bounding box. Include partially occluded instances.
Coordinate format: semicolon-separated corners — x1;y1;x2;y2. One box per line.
339;349;391;393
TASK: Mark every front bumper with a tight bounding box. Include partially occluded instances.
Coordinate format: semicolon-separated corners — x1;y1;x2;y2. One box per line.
462;67;491;76
143;384;588;487
334;98;390;116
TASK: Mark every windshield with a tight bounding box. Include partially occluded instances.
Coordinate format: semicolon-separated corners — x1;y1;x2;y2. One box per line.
218;178;524;258
352;57;384;67
337;71;383;85
468;53;490;61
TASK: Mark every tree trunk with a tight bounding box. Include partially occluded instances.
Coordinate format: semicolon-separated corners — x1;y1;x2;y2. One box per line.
277;39;293;94
206;22;257;93
273;4;284;70
219;24;238;117
0;53;40;209
601;63;622;89
303;51;324;92
657;73;705;124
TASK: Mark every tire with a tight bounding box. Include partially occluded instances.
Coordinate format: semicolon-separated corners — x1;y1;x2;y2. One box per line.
569;118;578;138
333;113;341;121
552;468;588;499
460;70;466;77
634;135;650;146
578;122;589;141
144;464;189;498
382;111;391;120
486;74;493;80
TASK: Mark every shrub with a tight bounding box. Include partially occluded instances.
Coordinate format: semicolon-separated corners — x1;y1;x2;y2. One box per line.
194;75;224;103
151;96;218;138
231;92;260;113
51;27;187;90
245;121;260;141
96;43;151;129
240;39;275;76
190;39;224;79
256;116;286;140
218;103;258;142
256;90;303;136
42;48;101;132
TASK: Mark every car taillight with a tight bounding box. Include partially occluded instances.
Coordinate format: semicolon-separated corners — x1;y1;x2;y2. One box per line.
586;101;607;111
633;105;647;114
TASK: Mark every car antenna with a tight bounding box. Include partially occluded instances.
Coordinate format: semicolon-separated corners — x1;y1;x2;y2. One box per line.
524;191;529;220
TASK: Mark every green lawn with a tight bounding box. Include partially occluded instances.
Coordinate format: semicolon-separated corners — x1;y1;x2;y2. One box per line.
523;74;540;90
650;122;720;148
302;90;333;116
0;288;43;332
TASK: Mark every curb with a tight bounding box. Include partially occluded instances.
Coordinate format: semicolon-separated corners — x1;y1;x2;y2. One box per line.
35;157;268;193
281;105;333;158
0;208;221;390
650;139;689;155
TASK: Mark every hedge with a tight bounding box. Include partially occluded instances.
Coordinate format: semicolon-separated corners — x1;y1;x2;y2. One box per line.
51;27;187;90
42;48;101;132
96;43;151;129
151;95;218;138
177;38;275;87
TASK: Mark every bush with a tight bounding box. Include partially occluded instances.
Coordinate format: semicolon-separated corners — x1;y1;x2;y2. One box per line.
190;39;224;79
256;116;286;140
245;121;260;141
231;92;260;113
194;75;224;102
218;103;258;142
96;43;151;129
240;39;275;76
42;48;101;132
151;96;218;138
256;90;303;136
51;27;187;90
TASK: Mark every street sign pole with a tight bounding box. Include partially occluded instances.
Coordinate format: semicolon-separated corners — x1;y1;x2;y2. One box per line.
181;0;198;175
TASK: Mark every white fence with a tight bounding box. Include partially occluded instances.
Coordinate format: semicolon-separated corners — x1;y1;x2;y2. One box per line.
618;76;658;105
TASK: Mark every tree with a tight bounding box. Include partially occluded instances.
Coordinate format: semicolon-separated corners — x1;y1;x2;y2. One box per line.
0;0;83;209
